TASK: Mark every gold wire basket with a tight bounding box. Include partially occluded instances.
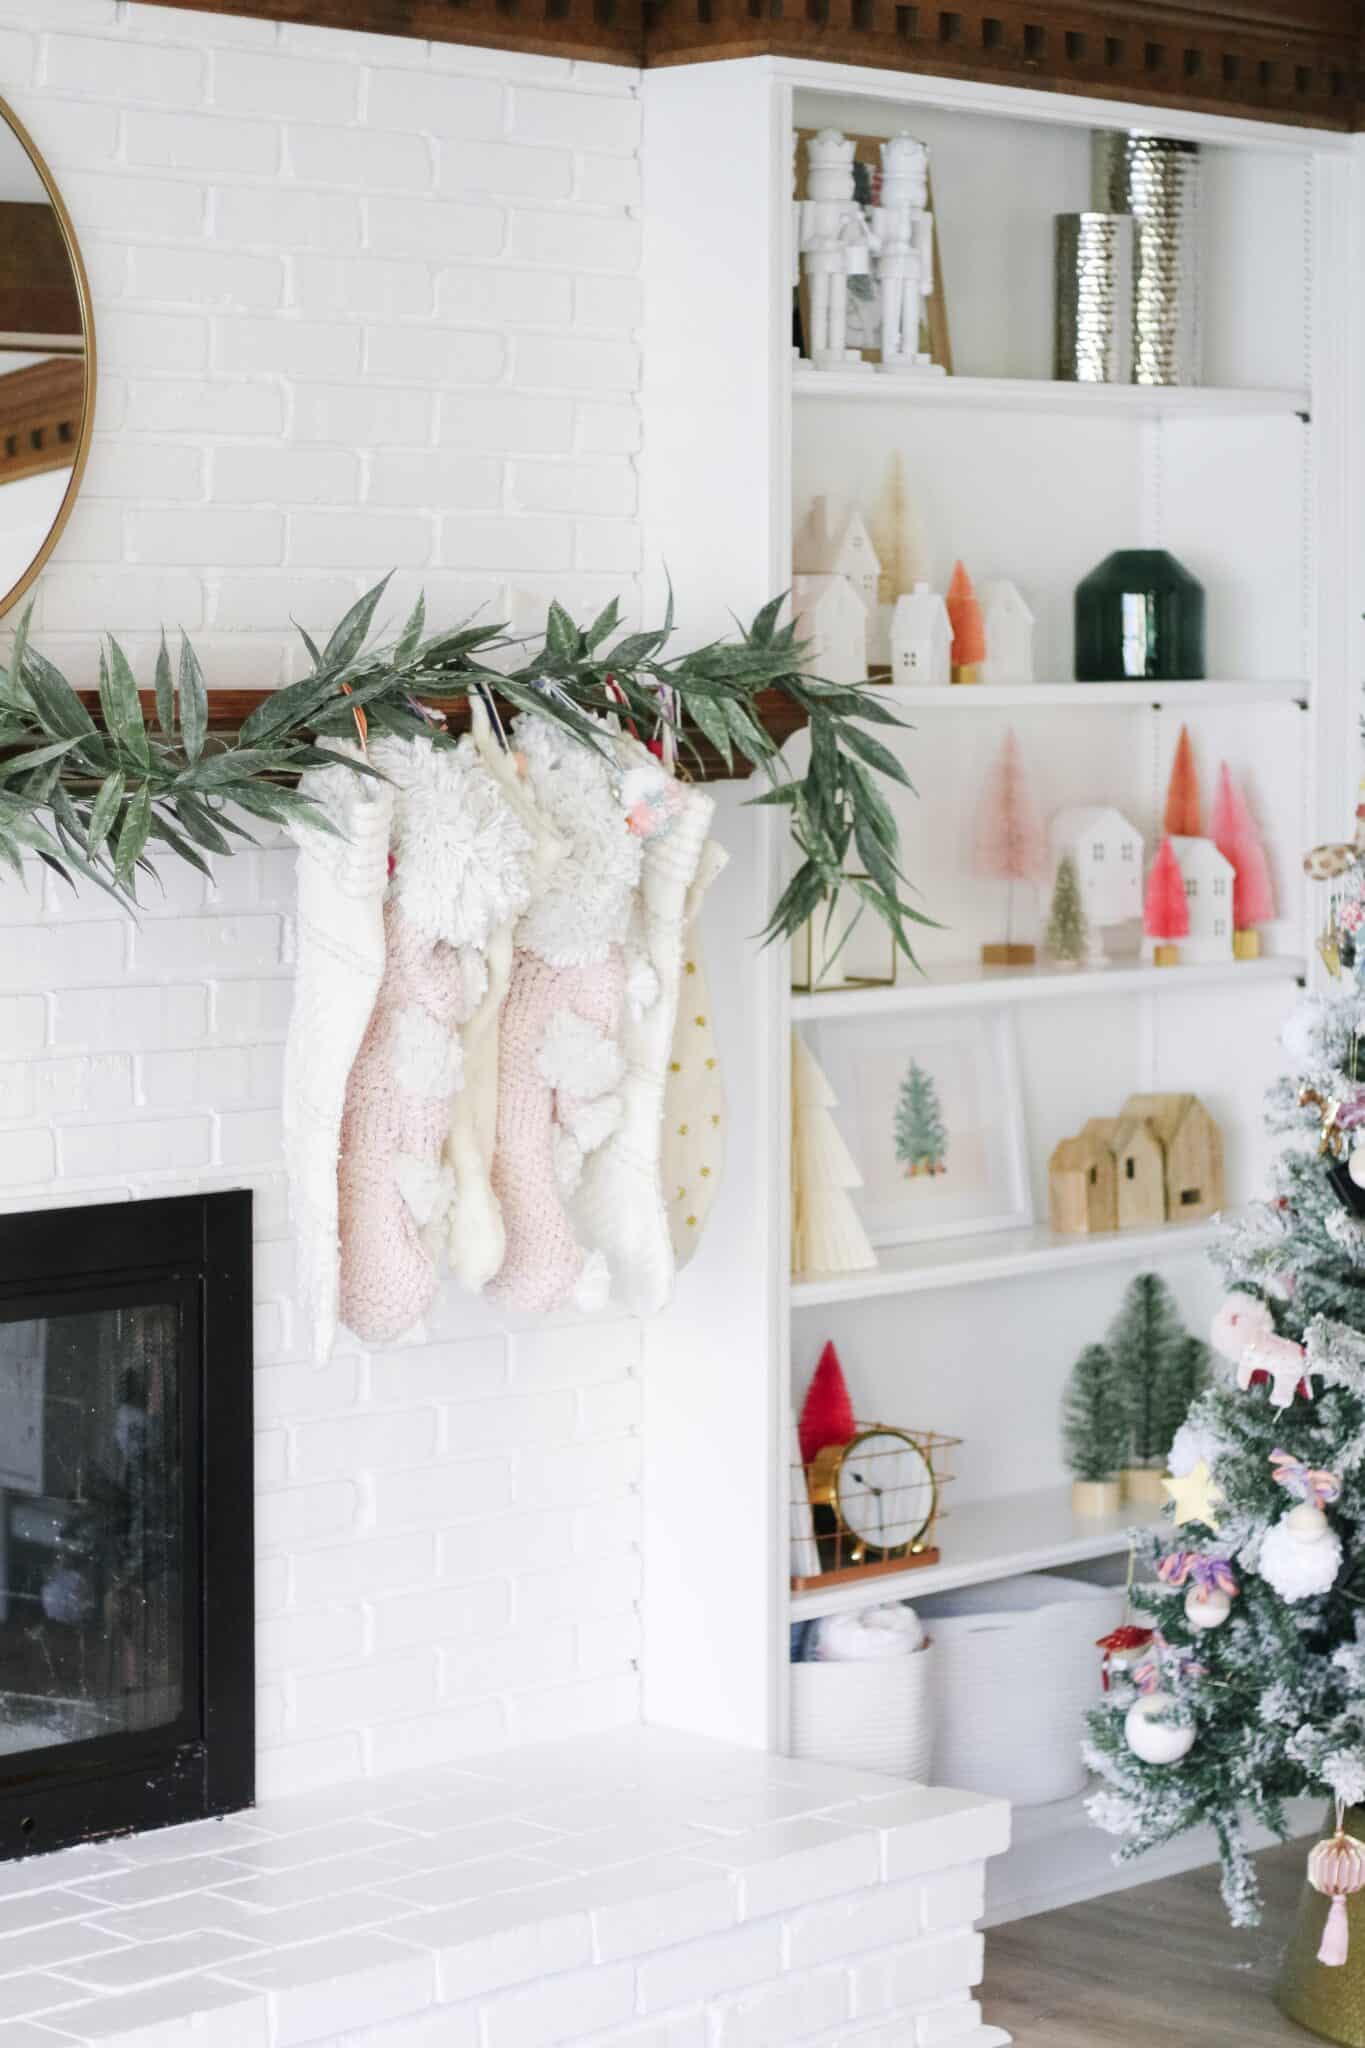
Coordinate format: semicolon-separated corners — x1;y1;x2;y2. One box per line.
790;1424;959;1592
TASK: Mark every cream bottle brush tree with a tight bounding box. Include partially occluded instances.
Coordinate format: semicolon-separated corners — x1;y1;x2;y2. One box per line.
791;1033;876;1278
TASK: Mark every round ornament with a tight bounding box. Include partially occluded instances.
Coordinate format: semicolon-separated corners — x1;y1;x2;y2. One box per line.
1350;1141;1365;1191
1184;1584;1232;1632
1259;1512;1343;1602
1309;1826;1365;1967
1124;1692;1195;1766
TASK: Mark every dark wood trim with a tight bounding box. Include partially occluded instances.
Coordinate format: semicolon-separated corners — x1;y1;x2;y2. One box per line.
0;358;86;485
0;204;83;342
142;0;1365;126
68;685;808;782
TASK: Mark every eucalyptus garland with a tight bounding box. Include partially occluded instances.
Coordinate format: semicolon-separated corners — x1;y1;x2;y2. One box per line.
0;575;930;957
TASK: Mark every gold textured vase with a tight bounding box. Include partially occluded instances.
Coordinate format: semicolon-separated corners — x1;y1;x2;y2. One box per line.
1279;1807;1365;2044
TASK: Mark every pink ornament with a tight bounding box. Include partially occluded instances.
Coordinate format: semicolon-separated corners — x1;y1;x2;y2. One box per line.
1309;1829;1365;1967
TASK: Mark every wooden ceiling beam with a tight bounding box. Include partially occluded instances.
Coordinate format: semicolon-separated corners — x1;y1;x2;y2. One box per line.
143;0;1364;125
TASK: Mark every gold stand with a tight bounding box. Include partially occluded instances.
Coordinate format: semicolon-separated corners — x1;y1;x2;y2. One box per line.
1153;944;1181;967
982;942;1036;966
1279;1806;1365;2045
1234;929;1262;960
952;664;980;685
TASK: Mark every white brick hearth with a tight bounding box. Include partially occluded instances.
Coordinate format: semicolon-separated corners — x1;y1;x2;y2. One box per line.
0;1731;1008;2047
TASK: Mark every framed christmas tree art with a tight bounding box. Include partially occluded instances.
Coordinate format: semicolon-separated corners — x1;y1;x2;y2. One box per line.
804;1007;1031;1248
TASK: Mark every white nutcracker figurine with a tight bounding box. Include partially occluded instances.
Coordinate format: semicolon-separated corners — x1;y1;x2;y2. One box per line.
797;129;875;371
872;135;942;377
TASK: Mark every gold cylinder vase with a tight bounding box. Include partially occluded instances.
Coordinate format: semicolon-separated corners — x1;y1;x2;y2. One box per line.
1279;1805;1365;2044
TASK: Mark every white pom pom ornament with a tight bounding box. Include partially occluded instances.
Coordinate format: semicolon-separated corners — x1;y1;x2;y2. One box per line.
1124;1692;1195;1765
1350;1141;1365;1190
1259;1512;1342;1602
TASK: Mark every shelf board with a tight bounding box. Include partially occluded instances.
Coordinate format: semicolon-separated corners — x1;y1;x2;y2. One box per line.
789;1483;1165;1622
790;1214;1222;1311
792;369;1311;418
790;952;1306;1023
877;680;1308;710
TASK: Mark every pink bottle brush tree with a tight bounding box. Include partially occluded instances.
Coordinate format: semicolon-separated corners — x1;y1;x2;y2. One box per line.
1144;835;1190;966
1211;763;1275;960
974;727;1047;966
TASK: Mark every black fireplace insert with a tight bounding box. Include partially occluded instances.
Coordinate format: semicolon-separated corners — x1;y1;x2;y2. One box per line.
0;1191;253;1859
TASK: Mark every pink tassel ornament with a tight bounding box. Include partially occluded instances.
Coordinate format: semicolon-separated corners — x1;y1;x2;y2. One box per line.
1308;1822;1365;1966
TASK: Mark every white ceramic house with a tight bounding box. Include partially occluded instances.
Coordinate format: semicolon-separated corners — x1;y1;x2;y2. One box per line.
793;493;881;625
791;570;867;684
1154;834;1237;963
981;579;1035;684
1050;805;1144;946
890;581;952;685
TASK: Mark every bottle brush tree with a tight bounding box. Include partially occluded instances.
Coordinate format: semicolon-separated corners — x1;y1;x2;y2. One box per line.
895;1058;947;1176
1144;835;1190;960
1046;850;1090;967
1063;1341;1129;1483
1164;724;1202;837
973;726;1047;960
946;559;986;683
1108;1270;1190;1470
1211;762;1275;947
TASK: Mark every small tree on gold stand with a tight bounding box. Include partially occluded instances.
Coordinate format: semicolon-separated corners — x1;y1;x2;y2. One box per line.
1144;835;1190;967
1212;762;1276;960
975;727;1047;966
791;1034;876;1279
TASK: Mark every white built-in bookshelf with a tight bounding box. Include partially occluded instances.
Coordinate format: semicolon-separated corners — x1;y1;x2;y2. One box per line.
639;59;1357;1921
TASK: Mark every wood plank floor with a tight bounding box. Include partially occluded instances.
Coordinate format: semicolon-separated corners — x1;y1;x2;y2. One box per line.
982;1840;1320;2046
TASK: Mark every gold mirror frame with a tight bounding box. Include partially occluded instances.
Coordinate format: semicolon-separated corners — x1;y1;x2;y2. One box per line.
0;92;96;623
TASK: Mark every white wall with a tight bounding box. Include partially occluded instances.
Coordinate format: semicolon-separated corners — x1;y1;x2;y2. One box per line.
0;0;647;1799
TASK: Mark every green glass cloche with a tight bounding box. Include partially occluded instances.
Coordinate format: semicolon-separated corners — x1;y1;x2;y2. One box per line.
1074;548;1206;682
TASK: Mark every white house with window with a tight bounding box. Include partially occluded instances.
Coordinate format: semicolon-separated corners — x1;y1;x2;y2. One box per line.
1158;834;1237;962
1049;805;1145;946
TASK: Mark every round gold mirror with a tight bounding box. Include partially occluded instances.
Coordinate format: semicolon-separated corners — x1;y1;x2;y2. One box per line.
0;95;94;619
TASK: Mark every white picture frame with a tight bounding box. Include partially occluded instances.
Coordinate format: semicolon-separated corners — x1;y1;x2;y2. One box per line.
803;1007;1032;1248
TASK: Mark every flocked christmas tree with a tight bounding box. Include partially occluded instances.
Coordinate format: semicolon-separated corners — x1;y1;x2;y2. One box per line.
1086;971;1365;1940
895;1058;947;1176
1046;851;1090;968
791;1033;876;1278
1063;1341;1129;1492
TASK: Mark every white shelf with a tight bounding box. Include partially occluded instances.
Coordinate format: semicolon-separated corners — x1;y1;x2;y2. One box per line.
792;369;1311;417
790;953;1306;1022
791;1215;1222;1310
789;1483;1166;1622
875;680;1308;710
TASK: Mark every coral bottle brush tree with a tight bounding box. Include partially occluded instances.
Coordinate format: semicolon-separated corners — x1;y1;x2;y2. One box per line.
0;577;931;965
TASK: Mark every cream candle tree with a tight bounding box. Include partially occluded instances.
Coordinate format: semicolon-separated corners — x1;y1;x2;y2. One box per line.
791;1033;876;1278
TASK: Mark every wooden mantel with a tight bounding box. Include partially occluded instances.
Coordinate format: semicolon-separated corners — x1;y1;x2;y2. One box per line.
149;0;1363;129
70;685;810;783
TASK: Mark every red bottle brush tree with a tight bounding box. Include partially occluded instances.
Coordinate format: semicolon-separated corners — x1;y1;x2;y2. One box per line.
1164;724;1202;837
974;726;1047;965
799;1340;856;1464
946;560;986;684
1144;835;1190;964
1211;762;1275;958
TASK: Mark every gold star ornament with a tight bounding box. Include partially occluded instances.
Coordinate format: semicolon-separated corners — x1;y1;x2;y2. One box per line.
1164;1459;1223;1531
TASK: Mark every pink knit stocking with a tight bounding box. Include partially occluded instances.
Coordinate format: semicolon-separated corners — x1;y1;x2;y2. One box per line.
488;946;625;1314
338;901;470;1344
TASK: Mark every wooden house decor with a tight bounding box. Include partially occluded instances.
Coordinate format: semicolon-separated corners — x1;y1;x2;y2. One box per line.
1122;1092;1226;1222
1051;1094;1223;1235
1048;1130;1118;1236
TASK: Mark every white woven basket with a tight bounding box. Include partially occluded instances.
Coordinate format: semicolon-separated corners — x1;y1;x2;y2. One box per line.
915;1573;1125;1807
789;1643;935;1781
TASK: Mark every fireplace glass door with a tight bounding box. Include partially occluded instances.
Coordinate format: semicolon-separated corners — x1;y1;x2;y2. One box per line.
0;1287;195;1766
0;1192;252;1858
